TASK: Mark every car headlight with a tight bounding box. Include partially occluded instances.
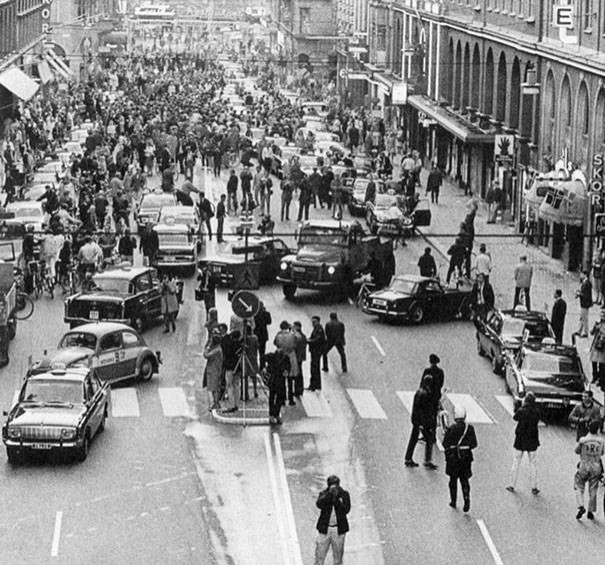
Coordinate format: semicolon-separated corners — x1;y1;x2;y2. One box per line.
61;428;76;440
327;266;336;275
7;427;21;439
280;261;288;271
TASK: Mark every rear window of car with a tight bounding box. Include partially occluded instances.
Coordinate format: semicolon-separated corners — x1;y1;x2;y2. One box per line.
59;332;97;349
502;318;551;339
523;353;581;375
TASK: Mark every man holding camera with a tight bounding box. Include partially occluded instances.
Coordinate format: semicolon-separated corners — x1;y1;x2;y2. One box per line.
314;475;351;565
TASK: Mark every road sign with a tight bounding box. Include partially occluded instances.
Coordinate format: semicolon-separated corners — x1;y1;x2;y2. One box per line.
494;135;515;159
232;262;260;290
595;213;605;236
231;290;260;319
553;5;573;28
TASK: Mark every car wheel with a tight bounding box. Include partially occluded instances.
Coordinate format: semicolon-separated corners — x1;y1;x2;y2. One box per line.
283;284;297;300
138;357;155;382
476;334;485;357
98;405;108;433
6;447;21;464
75;432;90;462
409;303;424;324
131;316;144;334
491;354;502;375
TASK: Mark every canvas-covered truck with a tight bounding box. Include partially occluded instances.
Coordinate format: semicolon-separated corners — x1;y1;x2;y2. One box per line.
277;219;394;299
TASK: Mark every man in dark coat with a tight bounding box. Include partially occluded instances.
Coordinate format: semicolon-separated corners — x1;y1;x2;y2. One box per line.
551;289;567;343
308;167;323;208
426;163;442;204
139;222;159;266
443;406;478;512
446;237;466;285
404;375;437;469
506;392;541;494
307;315;326;391
322;312;347;373
198;192;214;240
314;475;351;565
264;350;288;425
417;247;437;278
297;175;312;221
421;354;445;413
470;273;495;322
253;302;272;369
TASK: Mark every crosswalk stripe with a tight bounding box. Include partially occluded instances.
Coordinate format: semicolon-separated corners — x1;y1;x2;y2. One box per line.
301;391;333;418
445;393;495;424
347;389;387;419
396;391;414;414
158;387;191;417
111;388;140;417
495;395;545;426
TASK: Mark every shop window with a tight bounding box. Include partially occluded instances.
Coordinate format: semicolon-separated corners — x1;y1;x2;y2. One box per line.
583;0;593;32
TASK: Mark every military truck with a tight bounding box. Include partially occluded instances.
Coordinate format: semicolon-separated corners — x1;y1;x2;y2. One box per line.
277;219;394;299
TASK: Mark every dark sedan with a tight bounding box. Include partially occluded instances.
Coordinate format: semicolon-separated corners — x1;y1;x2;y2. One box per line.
504;340;588;412
363;275;472;323
476;309;555;374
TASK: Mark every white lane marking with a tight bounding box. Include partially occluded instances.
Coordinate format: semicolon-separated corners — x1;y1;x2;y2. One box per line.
158;387;190;417
264;434;290;564
50;511;63;557
477;519;504;565
273;433;304;565
495;395;546;426
347;389;387;419
10;390;19;409
445;393;495;424
301;391;333;418
370;336;386;357
110;388;140;417
396;391;414;414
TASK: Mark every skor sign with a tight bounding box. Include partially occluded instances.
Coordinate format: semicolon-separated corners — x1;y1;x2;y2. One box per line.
590;154;604;206
42;0;52;35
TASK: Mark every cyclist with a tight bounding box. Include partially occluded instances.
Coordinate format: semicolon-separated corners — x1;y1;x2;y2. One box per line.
77;235;103;279
21;226;36;294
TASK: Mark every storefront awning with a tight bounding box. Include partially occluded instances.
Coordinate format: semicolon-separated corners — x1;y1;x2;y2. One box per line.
45;50;73;77
0;67;39;101
37;60;53;85
407;95;494;144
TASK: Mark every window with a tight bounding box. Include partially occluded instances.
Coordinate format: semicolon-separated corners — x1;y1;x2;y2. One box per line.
122;331;140;347
583;0;593;31
299;7;311;34
376;24;386;51
135;274;152;292
99;333;122;351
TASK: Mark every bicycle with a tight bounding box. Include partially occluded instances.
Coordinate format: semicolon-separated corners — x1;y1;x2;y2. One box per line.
59;262;80;296
14;292;34;320
30;261;55;299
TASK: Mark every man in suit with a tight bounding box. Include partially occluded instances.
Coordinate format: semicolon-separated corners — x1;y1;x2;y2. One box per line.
322;312;347;373
470;273;495;322
314;475;351;565
215;194;226;243
198;192;214;240
551;289;567;343
575;271;593;338
307;316;326;391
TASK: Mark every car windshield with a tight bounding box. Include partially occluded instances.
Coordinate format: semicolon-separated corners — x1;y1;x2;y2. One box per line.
21;379;83;405
389;279;417;294
142;195;174;209
502;318;552;339
159;233;190;245
11;207;42;218
59;332;97;349
374;194;398;209
523;353;581;376
298;227;347;246
91;277;131;293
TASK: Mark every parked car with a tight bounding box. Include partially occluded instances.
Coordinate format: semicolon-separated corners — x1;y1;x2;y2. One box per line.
199;237;291;286
28;322;161;384
4;201;47;233
476;309;555;374
153;222;201;272
136;191;178;233
64;265;183;332
504;340;588;412
2;366;110;462
366;192;411;235
363;275;472;323
347;177;386;216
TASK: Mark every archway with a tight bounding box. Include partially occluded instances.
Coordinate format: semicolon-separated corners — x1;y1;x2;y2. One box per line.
509;58;521;130
445;38;454;102
462;43;470;110
454;41;462;109
574;81;589;168
495;52;507;122
483;48;494;116
471;44;481;108
593;87;605;158
543;70;556;159
559;75;572;150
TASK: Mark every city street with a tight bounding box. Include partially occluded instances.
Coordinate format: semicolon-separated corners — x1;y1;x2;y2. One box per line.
0;163;603;565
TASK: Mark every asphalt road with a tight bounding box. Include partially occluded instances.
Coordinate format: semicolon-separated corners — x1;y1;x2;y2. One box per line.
2;110;603;564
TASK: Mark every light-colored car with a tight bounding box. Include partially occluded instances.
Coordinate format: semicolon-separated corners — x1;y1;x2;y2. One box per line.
153;222;201;271
136;191;178;232
20;183;50;202
5;201;47;232
38;160;65;174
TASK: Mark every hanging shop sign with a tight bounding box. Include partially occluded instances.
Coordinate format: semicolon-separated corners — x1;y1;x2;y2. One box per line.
41;0;52;35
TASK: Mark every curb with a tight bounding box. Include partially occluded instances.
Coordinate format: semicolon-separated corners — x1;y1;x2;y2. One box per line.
210;408;271;426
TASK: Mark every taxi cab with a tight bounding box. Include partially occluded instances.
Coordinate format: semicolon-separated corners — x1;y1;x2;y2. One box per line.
2;366;109;462
153;221;201;273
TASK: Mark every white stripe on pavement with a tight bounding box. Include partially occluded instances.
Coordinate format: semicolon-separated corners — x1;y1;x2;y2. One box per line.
370;336;386;356
301;391;334;418
476;519;504;565
110;388;140;417
445;393;495;424
50;511;63;557
158;387;191;417
396;391;414;414
347;389;387;419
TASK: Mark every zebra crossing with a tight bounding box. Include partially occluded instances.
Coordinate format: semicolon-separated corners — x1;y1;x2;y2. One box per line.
303;388;512;424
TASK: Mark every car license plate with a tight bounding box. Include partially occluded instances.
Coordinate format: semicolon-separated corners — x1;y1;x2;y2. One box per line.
211;265;221;273
292;266;305;273
373;299;386;307
165;256;175;262
31;443;52;450
90;310;99;320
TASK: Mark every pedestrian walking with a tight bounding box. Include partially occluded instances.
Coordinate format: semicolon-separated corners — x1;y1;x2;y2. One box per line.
322;312;347;373
273;321;299;406
506;392;541;494
139;222;159;267
417;247;437;278
475;243;492;282
280;177;293;221
404;375;437;469
574;270;593;338
226;169;238;214
308;315;326;391
160;274;179;333
426;163;442;204
313;475;351;565
216;194;226;243
568;390;602;441
292;321;307;397
421;354;445;411
198;192;214;240
470;273;495;322
443;406;478;512
253;301;272;369
264;349;288;425
574;420;604;520
513;254;533;310
203;333;223;411
118;229;136;263
551;289;567;344
589;309;605;389
446;237;466;285
221;328;241;414
196;265;216;314
297;175;312;221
